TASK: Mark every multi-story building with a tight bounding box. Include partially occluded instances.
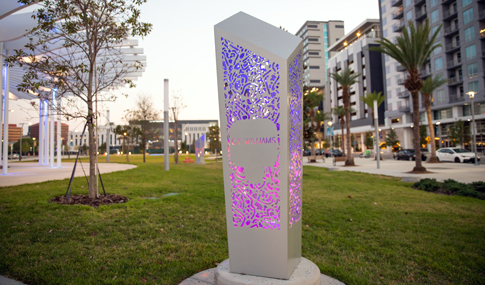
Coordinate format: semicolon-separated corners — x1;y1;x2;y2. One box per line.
379;0;485;152
295;20;346;92
326;19;385;151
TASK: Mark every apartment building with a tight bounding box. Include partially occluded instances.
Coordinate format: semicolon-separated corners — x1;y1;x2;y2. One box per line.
295;21;346;92
379;0;485;152
326;19;385;151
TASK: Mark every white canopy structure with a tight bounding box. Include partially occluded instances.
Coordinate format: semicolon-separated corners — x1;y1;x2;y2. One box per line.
1;1;147;175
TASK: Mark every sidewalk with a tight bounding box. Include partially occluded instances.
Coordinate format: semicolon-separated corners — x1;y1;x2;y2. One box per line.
304;156;485;183
0;162;137;187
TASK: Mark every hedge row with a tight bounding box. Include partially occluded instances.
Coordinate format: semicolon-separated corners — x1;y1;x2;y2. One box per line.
413;179;485;200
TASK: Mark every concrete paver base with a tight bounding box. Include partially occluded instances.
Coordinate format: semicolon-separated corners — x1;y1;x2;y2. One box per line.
0;162;137;187
180;258;344;285
304;157;484;183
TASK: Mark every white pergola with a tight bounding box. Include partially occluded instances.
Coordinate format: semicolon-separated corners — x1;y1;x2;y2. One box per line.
1;1;146;175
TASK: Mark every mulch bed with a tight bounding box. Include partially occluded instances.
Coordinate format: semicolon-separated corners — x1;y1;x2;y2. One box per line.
406;170;434;174
50;194;129;208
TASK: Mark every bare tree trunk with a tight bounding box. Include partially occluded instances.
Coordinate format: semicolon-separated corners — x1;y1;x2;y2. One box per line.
143;140;146;163
174;119;179;164
125;137;129;162
411;91;425;171
87;103;96;198
340;122;345;156
425;96;439;163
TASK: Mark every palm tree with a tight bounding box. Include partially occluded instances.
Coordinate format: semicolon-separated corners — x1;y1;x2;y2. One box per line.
360;91;385;160
332;106;346;156
371;20;441;172
315;110;330;154
303;90;324;158
330;67;361;166
421;75;447;163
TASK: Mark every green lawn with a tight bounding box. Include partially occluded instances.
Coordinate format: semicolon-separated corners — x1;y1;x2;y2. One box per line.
0;157;484;284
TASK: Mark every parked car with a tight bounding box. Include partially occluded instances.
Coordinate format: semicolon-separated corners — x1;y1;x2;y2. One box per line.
324;149;343;157
394;149;427;161
8;153;19;159
303;149;311;156
436;148;480;163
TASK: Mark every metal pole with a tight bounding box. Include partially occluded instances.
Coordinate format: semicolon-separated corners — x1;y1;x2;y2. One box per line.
0;42;3;170
57;94;61;168
43;99;48;165
374;100;380;169
2;50;10;175
19;124;22;161
50;90;55;168
39;98;43;165
164;79;170;171
106;110;110;163
471;97;478;165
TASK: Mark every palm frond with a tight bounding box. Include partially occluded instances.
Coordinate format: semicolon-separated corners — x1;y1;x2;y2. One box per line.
421;75;447;96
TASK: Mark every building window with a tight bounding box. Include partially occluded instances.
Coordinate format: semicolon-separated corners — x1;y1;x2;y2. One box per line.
468;80;479;92
404;0;411;7
431;25;441;36
464;26;475;42
463;8;473;25
386;65;391;74
430;0;438;8
388;103;393;111
388;90;393;98
310;80;321;83
462;0;472;7
382;16;387;26
309;66;320;69
406;10;413;21
307;24;318;28
465;44;476;60
335;25;344;28
383;29;388;37
308;38;318;42
385;55;390;62
309;52;319;55
433;41;442;55
434;57;443;71
467;63;478;78
387;78;391;86
435;90;445;103
431;10;439;24
381;4;386;14
394;62;400;71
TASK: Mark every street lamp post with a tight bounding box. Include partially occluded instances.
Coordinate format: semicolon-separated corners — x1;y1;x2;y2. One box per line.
467;91;479;165
328;121;333;161
18;123;26;161
374;100;380;169
436;121;441;150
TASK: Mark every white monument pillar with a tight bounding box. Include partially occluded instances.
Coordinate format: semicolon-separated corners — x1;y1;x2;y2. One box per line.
214;12;318;282
106;110;110;163
38;97;43;165
56;91;61;168
2;50;10;175
43;99;48;165
164;79;169;171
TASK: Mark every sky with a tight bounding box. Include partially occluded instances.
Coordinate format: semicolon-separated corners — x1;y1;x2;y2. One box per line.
9;0;380;134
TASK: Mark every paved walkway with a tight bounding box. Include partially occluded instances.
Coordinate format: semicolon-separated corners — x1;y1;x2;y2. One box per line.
304;156;485;183
0;162;137;187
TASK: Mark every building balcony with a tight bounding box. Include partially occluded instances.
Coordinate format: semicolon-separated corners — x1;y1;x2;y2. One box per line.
448;75;463;85
449;93;466;103
443;8;458;20
399;106;411;112
445;42;460;52
398;91;411;98
420;68;431;78
398;78;406;85
397;64;406;72
444;25;459;36
392;0;403;7
393;20;404;33
440;0;454;5
479;10;485;20
446;58;461;69
393;9;404;20
415;9;427;20
415;0;426;6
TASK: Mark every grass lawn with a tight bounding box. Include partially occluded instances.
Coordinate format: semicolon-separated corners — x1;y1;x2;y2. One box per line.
0;156;484;284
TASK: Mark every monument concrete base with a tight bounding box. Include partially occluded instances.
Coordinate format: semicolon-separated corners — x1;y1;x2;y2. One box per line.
328;168;339;171
180;257;345;285
401;176;420;182
195;160;206;165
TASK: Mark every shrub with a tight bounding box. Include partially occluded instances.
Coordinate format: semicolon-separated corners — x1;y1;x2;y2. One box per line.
471;181;485;193
442;179;471;194
414;178;441;192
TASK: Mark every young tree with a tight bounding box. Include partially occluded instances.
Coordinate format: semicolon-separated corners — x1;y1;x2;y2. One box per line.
421;75;447;162
360;91;385;123
449;120;471;148
315;110;330;153
365;131;374;150
7;0;152;198
371;20;441;172
419;125;428;148
330;68;361;166
385;129;400;151
114;125;131;162
126;94;160;163
332;106;346;156
303;90;324;157
207;126;221;154
170;92;186;164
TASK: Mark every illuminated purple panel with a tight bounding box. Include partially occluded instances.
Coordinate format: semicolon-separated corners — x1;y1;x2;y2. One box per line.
221;37;281;230
288;52;303;228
